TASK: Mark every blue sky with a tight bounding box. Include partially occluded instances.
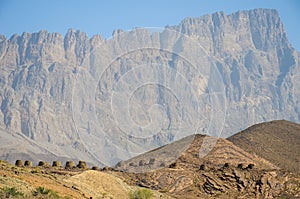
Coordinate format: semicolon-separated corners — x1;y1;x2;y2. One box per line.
0;0;299;50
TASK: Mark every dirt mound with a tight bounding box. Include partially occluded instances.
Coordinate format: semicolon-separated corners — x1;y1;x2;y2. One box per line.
65;170;132;199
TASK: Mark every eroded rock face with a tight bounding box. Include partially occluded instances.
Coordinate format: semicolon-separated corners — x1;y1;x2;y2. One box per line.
114;161;300;198
0;9;299;166
97;134;300;198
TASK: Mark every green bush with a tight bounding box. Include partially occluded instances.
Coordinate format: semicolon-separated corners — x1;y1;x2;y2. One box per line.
34;187;50;195
129;188;153;199
0;187;24;198
33;187;60;199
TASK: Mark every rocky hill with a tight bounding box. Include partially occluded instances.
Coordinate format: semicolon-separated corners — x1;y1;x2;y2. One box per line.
113;134;300;198
114;134;276;173
0;8;299;166
228;120;300;174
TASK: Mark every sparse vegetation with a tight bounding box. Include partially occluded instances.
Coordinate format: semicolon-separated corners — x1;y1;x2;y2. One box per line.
34;187;51;195
160;187;169;193
129;188;153;199
33;187;60;199
0;187;24;198
31;167;42;173
0;121;300;199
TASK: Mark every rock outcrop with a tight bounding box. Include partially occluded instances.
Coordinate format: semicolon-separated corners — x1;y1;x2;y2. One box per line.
113;134;300;198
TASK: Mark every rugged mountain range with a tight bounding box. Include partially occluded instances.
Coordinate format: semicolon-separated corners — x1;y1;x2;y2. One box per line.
0;8;299;166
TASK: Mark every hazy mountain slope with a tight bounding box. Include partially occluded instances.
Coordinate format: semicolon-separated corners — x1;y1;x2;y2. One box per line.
0;9;299;165
228;120;300;173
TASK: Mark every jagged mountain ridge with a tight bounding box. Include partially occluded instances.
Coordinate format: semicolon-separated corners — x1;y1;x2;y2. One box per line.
0;9;299;166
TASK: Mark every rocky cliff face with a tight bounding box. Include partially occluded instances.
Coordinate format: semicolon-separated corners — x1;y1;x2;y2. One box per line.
0;9;299;166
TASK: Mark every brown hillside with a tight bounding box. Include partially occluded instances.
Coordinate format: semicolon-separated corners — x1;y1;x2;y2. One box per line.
113;134;300;198
228;120;300;173
115;134;276;173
